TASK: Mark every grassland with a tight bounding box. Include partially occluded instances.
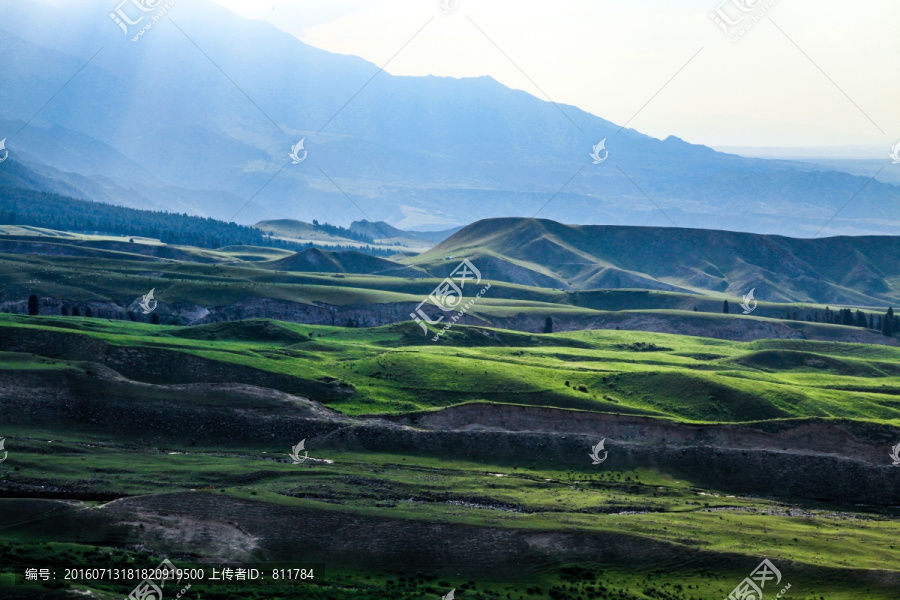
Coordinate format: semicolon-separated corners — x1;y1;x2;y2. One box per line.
2;313;899;423
1;439;898;599
419;218;900;305
0;314;899;598
3;243;895;347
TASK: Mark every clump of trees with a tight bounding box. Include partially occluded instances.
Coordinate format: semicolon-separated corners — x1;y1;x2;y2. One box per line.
816;307;898;336
0;186;394;256
310;219;374;244
702;301;898;337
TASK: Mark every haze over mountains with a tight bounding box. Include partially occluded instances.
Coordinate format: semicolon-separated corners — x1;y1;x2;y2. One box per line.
1;0;899;236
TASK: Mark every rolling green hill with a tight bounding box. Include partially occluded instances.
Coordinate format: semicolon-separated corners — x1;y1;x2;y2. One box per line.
1;313;898;423
264;247;427;276
422;218;900;304
1;314;899;599
1;229;897;346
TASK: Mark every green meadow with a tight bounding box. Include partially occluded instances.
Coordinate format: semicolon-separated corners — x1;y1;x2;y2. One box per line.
2;313;899;423
0;314;899;598
1;441;898;599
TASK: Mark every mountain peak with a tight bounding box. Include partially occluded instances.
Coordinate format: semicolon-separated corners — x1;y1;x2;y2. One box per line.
0;1;896;236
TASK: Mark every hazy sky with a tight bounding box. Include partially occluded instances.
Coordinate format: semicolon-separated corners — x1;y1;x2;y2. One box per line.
208;0;898;155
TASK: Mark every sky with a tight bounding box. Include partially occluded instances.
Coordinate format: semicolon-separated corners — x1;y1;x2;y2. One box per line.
206;0;900;157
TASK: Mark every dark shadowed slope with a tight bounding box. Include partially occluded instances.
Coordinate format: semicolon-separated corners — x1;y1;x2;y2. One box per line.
264;247;426;276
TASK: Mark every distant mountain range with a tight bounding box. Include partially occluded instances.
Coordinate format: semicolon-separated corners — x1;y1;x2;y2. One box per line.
1;0;899;236
420;218;900;306
255;218;460;251
3;161;899;305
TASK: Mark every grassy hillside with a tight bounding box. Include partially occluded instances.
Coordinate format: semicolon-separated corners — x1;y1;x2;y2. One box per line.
2;225;900;599
1;314;899;599
1;313;898;423
2;235;896;347
264;247;428;276
422;218;900;304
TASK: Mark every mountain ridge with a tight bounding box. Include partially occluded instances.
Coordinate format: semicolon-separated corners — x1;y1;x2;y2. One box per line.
0;0;897;235
423;217;900;304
